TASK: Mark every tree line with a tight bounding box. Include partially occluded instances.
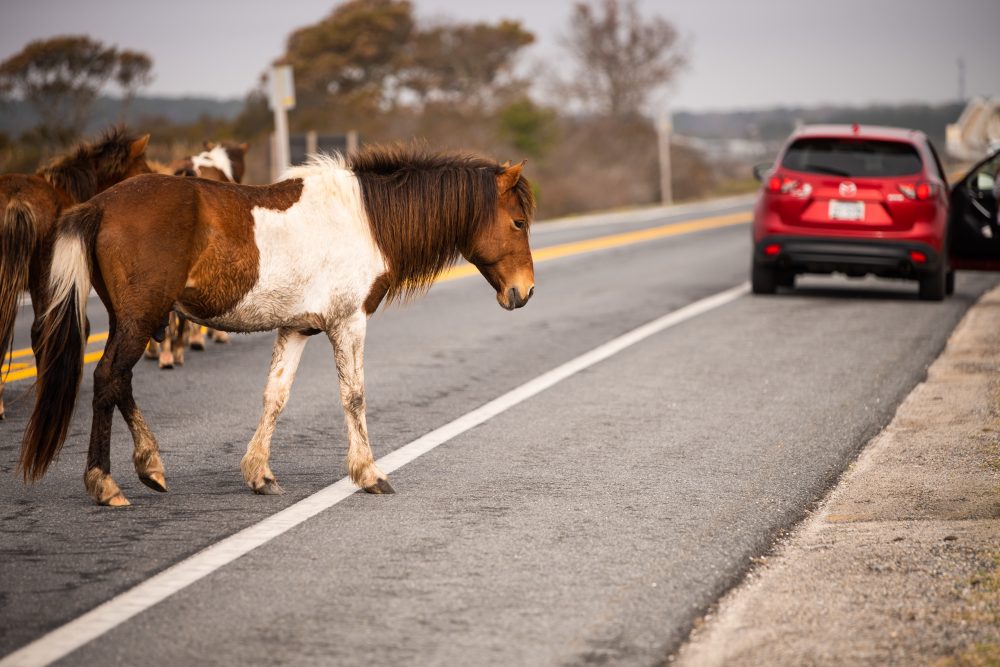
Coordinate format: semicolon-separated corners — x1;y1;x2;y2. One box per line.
1;0;715;216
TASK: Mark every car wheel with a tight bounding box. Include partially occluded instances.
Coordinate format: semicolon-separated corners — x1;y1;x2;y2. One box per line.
778;272;795;288
945;269;955;296
918;265;946;301
752;263;778;295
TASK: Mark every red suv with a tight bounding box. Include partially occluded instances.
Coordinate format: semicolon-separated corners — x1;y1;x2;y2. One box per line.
751;124;952;299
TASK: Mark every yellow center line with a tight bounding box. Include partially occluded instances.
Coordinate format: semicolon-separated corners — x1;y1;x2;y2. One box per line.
3;210;750;383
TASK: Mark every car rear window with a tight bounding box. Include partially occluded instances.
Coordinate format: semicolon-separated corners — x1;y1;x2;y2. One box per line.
781;138;923;177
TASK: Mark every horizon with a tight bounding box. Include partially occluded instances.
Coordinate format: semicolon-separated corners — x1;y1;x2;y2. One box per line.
1;0;998;113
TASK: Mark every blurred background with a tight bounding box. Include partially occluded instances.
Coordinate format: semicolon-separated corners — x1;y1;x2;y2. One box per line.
2;0;998;218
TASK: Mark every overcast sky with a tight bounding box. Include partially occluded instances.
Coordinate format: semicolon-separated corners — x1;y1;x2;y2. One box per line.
1;0;998;111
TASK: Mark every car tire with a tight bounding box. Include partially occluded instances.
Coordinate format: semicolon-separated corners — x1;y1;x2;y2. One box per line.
752;263;778;295
778;272;795;288
918;265;946;301
945;269;955;296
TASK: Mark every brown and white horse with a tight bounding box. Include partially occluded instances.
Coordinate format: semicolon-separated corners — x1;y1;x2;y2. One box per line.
0;128;151;419
145;141;251;367
19;145;535;506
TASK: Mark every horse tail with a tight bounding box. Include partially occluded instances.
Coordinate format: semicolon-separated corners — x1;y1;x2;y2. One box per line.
0;199;36;370
19;203;102;481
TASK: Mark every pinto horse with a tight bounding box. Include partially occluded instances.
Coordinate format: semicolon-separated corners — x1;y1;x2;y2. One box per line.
19;145;535;506
0;128;151;419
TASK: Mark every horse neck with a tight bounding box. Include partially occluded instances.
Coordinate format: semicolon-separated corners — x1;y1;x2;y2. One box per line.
40;159;103;203
362;171;489;298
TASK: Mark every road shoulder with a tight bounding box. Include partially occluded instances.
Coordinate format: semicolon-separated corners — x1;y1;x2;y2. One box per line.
675;284;1000;666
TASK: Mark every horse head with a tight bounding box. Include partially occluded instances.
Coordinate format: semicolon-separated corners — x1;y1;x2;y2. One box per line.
117;134;153;183
465;161;536;310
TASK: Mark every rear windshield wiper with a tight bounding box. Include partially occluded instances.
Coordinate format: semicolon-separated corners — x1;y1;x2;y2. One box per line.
801;165;851;176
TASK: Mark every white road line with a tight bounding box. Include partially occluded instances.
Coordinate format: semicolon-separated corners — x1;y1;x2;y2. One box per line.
0;282;750;667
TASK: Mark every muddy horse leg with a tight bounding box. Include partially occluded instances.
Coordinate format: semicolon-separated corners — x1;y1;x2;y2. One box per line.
328;310;392;494
84;327;149;506
241;327;308;495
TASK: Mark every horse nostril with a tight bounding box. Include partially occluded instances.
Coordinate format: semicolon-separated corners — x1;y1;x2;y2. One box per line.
528;286;534;299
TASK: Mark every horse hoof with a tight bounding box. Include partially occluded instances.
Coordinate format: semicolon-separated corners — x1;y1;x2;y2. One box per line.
253;479;284;495
105;493;131;507
190;340;205;351
213;332;230;344
140;472;168;493
364;478;395;495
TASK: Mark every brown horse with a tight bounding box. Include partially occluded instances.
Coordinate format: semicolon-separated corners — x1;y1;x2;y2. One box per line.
145;140;251;367
0;128;151;419
19;145;535;506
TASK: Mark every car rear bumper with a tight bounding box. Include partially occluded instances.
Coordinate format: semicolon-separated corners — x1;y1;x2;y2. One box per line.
754;236;944;278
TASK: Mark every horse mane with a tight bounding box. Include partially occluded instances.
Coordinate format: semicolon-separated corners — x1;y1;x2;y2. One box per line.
344;144;535;303
36;127;145;203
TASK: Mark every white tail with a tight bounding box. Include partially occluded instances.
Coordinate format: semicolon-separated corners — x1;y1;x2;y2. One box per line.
46;234;90;333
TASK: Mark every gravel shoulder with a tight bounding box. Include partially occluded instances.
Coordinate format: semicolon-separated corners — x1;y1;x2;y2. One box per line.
674;284;1000;666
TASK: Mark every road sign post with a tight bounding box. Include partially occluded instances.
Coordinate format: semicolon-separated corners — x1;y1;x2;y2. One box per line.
268;65;296;180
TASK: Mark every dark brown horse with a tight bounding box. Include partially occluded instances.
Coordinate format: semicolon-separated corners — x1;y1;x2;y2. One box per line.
0;128;151;419
20;145;535;506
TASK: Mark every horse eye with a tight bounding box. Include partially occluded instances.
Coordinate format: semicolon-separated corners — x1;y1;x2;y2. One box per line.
513;219;526;230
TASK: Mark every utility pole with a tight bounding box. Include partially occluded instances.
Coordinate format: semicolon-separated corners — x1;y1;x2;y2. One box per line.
269;65;296;181
957;57;966;102
657;107;673;206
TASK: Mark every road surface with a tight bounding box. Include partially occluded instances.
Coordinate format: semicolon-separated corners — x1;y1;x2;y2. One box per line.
1;195;995;666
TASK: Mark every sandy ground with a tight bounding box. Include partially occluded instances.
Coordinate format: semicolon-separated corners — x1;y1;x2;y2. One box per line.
675;284;1000;667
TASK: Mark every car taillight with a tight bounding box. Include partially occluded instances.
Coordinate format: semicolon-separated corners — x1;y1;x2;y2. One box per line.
897;181;938;201
767;175;812;197
764;243;782;256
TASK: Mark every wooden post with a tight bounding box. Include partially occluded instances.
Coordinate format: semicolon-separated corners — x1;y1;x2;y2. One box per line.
658;108;673;206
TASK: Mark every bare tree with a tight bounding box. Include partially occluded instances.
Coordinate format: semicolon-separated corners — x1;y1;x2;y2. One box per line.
115;50;153;122
561;0;687;117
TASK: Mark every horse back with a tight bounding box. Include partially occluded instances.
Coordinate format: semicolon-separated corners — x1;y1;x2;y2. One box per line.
88;174;304;321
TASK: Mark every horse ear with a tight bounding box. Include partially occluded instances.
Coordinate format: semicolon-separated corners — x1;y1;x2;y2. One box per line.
238;142;250;154
129;134;150;159
497;160;526;193
500;160;512;169
203;141;216;150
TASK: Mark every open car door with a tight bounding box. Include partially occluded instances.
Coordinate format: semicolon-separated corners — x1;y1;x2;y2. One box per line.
949;149;1000;270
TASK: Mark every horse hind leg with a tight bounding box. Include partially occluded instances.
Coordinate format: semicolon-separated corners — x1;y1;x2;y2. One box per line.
241;328;308;495
84;326;162;505
120;386;167;493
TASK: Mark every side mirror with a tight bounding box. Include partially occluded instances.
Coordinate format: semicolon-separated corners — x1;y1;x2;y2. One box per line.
752;163;773;182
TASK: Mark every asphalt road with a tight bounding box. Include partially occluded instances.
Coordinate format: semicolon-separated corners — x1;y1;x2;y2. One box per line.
1;196;996;666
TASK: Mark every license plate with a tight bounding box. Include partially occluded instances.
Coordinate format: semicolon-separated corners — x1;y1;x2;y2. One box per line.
828;200;865;221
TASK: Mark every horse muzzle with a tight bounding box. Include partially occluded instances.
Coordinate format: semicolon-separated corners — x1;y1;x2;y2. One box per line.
498;285;534;310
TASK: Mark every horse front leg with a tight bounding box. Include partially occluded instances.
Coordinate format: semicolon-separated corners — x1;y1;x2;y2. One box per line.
328;310;393;494
241;327;308;495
